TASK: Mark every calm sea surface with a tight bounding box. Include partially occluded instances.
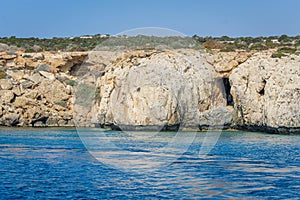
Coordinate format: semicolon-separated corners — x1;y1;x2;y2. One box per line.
0;128;299;199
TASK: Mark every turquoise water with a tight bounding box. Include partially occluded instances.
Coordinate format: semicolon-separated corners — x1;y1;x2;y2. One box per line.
0;128;300;199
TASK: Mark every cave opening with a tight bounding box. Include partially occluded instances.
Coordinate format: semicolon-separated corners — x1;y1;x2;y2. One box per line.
222;78;234;106
258;79;266;96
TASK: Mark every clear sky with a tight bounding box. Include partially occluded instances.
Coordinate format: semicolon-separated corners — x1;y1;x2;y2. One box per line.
0;0;299;38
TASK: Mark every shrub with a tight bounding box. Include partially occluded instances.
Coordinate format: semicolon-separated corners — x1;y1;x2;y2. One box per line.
278;34;289;42
277;47;296;54
234;43;249;50
265;39;278;48
202;40;225;49
250;43;268;51
22;54;32;58
0;70;6;79
271;52;286;58
95;87;101;99
25;48;35;53
220;44;237;52
55;100;68;107
0;34;299;52
66;79;77;86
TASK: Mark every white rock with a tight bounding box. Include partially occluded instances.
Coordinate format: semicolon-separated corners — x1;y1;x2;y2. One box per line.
0;90;14;104
76;49;229;129
0;79;13;90
39;71;55;80
6;70;25;81
230;52;300;129
33;53;44;60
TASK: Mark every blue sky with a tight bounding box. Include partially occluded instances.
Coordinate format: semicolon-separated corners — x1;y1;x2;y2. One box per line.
0;0;299;38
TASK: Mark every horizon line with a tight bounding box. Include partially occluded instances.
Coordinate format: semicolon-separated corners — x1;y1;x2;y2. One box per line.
1;33;299;40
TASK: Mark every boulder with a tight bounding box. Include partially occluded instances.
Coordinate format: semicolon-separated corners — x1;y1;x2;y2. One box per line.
35;64;54;73
24;73;43;84
32;53;44;60
12;86;23;96
39;71;56;80
14;97;36;108
199;106;233;129
6;70;25;81
20;80;34;89
0;79;13;90
0;52;17;60
43;52;88;73
1;113;20;126
5;59;17;68
24;90;39;99
24;106;49;125
0;90;14;104
45;116;59;126
37;79;70;103
207;51;252;77
0;43;9;52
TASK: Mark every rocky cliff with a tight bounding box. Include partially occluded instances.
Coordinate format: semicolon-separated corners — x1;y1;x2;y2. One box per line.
0;49;299;133
0;51;87;126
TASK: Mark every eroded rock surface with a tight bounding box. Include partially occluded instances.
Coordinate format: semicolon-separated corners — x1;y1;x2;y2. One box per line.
91;50;227;130
0;49;299;133
0;51;87;126
230;52;300;133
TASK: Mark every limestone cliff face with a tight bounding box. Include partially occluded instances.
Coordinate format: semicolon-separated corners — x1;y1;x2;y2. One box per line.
229;51;300;133
94;50;229;130
0;49;299;133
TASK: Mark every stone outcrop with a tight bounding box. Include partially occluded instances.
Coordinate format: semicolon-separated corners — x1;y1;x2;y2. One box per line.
0;51;87;127
230;51;300;133
206;51;253;77
89;49;228;130
0;49;299;133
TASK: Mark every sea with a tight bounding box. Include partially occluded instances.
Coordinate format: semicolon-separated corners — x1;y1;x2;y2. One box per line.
0;128;299;199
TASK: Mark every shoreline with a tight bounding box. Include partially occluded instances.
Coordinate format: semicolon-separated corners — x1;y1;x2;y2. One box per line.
0;125;299;134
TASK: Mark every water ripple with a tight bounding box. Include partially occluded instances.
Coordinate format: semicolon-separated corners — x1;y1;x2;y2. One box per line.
0;129;299;199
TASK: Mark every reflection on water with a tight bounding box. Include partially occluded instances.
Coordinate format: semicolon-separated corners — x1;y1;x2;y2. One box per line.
0;128;299;199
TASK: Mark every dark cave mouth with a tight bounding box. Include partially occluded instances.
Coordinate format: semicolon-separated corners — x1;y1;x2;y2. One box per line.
222;77;234;106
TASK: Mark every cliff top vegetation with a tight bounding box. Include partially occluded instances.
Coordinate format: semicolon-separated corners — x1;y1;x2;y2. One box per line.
0;34;299;55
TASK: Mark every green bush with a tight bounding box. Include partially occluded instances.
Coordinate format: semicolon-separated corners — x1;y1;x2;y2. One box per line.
234;43;249;50
0;34;299;52
24;48;35;53
22;54;32;58
277;47;296;54
250;43;268;51
55;100;68;107
271;52;286;58
278;34;289;42
271;47;296;58
66;80;77;86
0;70;6;79
265;39;278;48
95;87;101;99
220;44;237;52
